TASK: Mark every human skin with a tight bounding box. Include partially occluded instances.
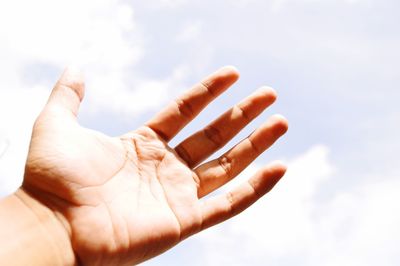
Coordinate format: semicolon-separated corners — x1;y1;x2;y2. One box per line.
0;66;288;266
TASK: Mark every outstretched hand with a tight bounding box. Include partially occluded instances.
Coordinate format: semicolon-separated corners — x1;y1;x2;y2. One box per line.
21;66;288;265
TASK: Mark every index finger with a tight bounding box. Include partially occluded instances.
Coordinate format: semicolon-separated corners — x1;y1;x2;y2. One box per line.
146;66;239;142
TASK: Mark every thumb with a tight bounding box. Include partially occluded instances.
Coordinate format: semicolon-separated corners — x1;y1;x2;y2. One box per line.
46;67;85;117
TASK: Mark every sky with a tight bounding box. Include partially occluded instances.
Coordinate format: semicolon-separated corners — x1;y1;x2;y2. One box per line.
0;0;399;265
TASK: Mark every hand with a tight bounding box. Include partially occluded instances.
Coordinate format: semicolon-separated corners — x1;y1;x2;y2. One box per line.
21;66;288;265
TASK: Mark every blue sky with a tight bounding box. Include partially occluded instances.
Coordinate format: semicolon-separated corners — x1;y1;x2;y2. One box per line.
0;0;399;265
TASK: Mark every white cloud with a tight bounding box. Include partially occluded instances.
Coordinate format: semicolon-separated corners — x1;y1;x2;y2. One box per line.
318;178;400;266
176;21;203;42
0;0;189;117
0;85;48;196
0;0;188;196
0;0;140;65
194;145;332;265
191;145;400;266
85;65;188;115
232;0;370;11
148;0;188;8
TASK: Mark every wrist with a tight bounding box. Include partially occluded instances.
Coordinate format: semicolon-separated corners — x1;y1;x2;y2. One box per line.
0;188;76;265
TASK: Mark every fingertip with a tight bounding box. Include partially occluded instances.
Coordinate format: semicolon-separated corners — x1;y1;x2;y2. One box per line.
219;65;240;81
202;66;240;95
269;114;289;135
268;160;287;177
59;66;85;101
255;86;278;103
46;66;86;117
62;66;85;82
249;162;286;196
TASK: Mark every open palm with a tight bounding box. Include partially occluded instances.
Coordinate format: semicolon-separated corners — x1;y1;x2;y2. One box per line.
22;67;288;266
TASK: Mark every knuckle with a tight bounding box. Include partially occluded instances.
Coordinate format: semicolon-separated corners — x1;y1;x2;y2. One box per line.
175;98;194;119
200;81;215;97
58;82;85;101
234;104;250;122
247;138;260;154
218;155;233;179
203;125;223;148
175;144;193;167
226;191;236;216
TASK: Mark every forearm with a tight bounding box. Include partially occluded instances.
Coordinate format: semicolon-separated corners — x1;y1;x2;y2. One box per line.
0;188;76;266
